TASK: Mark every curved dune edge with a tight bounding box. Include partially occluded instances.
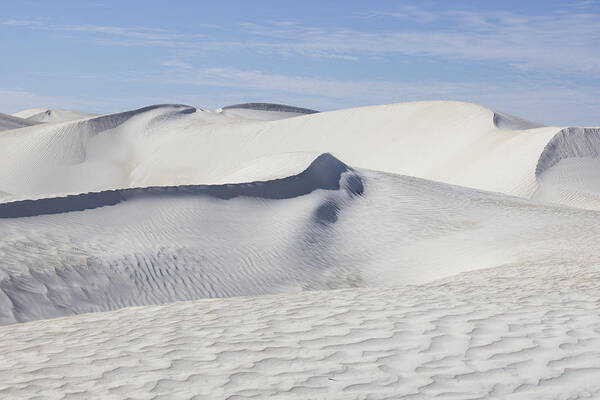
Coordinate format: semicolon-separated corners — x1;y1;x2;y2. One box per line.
529;127;600;210
12;108;98;123
2;100;598;210
218;103;318;121
492;109;545;130
221;102;319;114
0;153;365;324
2;162;600;325
1;259;598;399
1;99;599;400
0;153;360;218
535;127;600;177
0;112;40;132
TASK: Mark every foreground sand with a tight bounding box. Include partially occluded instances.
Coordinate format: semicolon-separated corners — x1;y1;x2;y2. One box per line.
1;259;598;399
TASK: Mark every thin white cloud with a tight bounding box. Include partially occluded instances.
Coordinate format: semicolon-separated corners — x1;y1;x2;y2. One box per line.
230;12;600;75
1;19;199;47
157;59;194;70
2;19;42;26
570;0;596;9
3;6;599;75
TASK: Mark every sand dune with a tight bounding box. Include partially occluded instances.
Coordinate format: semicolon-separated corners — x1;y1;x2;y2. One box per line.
0;112;39;132
2;154;600;324
219;102;318;120
1;259;598;399
12;108;97;123
1;99;599;397
492;109;545;130
532;127;600;207
0;101;598;209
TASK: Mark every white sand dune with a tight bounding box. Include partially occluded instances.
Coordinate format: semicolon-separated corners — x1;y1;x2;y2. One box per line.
0;101;598;209
492;109;545;130
1;100;600;398
532;127;600;208
0;112;39;132
2;155;600;325
12;108;97;123
219;102;319;121
1;259;598;399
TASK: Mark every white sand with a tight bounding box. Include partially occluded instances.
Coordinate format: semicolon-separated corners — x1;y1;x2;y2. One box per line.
1;100;600;398
1;160;600;324
0;101;598;209
0;112;39;132
12;108;97;123
1;259;598;399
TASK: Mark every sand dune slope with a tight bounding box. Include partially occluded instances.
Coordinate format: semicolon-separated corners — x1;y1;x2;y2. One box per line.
0;101;598;209
1;259;598;399
533;127;600;208
12;108;97;123
219;102;319;120
2;155;600;324
1;100;599;398
0;112;39;131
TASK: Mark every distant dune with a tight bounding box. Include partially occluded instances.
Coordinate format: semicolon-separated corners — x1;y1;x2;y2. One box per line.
0;112;39;131
0;100;598;209
222;102;318;113
12;108;97;123
492;109;545;130
220;102;319;120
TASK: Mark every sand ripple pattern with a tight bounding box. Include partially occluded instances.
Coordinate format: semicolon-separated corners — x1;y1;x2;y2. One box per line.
3;162;600;325
1;260;599;399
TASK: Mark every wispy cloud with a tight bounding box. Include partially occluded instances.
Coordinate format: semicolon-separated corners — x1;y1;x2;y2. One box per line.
157;59;194;70
570;0;596;10
231;11;600;75
3;5;599;75
2;19;42;26
1;19;201;47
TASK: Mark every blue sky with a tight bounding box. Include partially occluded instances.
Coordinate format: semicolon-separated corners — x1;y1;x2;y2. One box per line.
1;0;599;125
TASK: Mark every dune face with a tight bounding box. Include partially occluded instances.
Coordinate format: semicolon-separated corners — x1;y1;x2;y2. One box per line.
1;100;600;398
2;100;600;325
492;110;545;130
12;108;97;123
222;102;319;114
532;127;600;208
2;155;600;325
0;100;598;209
0;154;365;324
0;112;39;131
220;102;319;120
